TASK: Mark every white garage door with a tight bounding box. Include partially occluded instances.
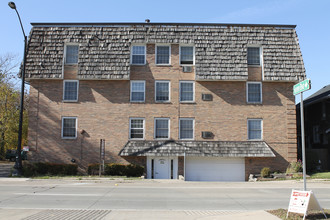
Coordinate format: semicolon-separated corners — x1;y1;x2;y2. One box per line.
185;157;245;182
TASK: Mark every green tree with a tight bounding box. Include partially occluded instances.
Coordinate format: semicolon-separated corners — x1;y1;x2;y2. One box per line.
0;54;28;160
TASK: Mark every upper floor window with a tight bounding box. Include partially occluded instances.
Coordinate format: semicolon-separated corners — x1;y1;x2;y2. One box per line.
131;45;146;65
248;119;262;140
179;118;194;140
155;118;170;139
180;46;194;65
247;47;261;66
63;80;79;102
62;117;77;139
155;81;170;102
130;81;145;102
65;45;79;64
130;118;145;139
180;81;195;102
247;82;262;103
156;45;170;65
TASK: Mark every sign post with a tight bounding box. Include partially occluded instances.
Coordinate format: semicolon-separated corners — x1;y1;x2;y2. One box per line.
293;79;311;191
99;139;105;177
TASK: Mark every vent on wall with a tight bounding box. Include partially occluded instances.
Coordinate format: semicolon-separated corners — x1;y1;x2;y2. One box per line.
202;94;213;101
182;66;193;73
202;131;214;139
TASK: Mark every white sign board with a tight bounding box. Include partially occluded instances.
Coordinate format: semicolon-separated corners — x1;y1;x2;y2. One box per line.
287;190;327;220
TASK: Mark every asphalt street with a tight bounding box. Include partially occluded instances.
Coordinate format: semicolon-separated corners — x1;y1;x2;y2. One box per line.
0;178;329;211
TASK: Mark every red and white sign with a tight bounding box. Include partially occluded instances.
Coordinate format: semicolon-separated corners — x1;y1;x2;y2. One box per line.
287;190;326;220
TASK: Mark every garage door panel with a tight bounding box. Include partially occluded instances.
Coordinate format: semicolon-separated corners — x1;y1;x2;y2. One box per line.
186;157;245;182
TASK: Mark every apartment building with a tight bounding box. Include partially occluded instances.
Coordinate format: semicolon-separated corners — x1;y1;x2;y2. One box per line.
25;22;306;181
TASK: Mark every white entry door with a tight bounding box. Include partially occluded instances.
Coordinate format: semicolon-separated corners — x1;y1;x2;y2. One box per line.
147;157;178;179
155;157;169;179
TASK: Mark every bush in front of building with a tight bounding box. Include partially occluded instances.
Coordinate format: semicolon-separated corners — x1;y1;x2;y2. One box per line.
105;163;127;176
87;163;144;177
125;164;144;177
22;162;78;177
286;160;303;173
261;167;271;178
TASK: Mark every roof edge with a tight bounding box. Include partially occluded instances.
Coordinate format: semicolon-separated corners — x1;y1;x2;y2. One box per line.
30;22;297;29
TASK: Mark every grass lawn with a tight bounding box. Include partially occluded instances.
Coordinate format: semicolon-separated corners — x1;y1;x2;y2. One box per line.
268;209;330;220
310;172;330;179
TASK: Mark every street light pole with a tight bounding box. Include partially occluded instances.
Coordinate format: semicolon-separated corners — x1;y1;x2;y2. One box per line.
8;1;27;176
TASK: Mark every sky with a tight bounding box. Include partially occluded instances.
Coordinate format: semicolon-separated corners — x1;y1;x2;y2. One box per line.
2;0;330;103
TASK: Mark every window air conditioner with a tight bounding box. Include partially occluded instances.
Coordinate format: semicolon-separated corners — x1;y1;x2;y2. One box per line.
182;66;193;73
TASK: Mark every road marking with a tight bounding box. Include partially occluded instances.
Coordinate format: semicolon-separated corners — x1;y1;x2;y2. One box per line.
14;193;102;196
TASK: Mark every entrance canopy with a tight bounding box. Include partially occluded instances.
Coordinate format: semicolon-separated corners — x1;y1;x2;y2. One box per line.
119;140;275;157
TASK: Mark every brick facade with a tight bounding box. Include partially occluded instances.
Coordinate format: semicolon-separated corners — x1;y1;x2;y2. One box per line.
28;43;297;179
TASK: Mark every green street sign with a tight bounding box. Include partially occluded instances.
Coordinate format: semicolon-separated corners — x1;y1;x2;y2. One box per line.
293;79;311;95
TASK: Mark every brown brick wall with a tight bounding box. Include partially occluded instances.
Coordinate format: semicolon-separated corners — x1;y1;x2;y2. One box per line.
27;43;297;179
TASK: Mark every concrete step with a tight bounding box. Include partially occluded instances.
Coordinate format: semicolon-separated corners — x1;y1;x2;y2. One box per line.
0;163;14;177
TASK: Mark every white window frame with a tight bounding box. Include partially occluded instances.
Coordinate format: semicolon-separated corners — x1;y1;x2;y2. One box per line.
155;80;171;102
129;118;145;140
179;81;195;103
63;80;79;102
64;44;79;65
246;82;262;104
154;118;170;140
61;117;77;139
179;118;195;140
247;119;263;140
130;80;146;102
155;45;171;65
247;46;262;66
179;45;195;66
130;45;146;65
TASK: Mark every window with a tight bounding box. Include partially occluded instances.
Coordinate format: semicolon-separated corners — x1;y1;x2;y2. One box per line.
155;118;170;139
180;46;194;65
130;81;145;102
313;126;320;143
179;118;194;140
248;119;262;140
155;81;170;102
156;45;170;65
130;118;145;139
63;80;79;102
62;117;77;139
131;45;146;65
65;45;79;64
247;47;261;66
247;82;262;103
180;81;195;102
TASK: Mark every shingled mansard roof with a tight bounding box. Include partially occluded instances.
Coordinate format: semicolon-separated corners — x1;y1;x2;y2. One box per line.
25;22;306;81
119;140;275;157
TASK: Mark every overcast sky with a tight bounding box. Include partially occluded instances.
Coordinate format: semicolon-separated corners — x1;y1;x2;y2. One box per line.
2;0;329;102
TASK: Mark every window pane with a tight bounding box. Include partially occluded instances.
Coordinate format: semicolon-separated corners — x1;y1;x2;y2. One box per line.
248;83;261;103
130;119;144;139
156;82;169;101
155;119;169;139
180;82;194;101
247;47;260;65
180;46;194;64
66;45;79;64
132;46;145;64
64;81;78;101
156;46;170;64
248;120;262;140
131;82;145;102
180;119;193;139
63;118;76;138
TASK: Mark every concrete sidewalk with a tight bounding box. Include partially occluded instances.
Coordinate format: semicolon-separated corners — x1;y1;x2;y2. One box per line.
0;208;280;220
